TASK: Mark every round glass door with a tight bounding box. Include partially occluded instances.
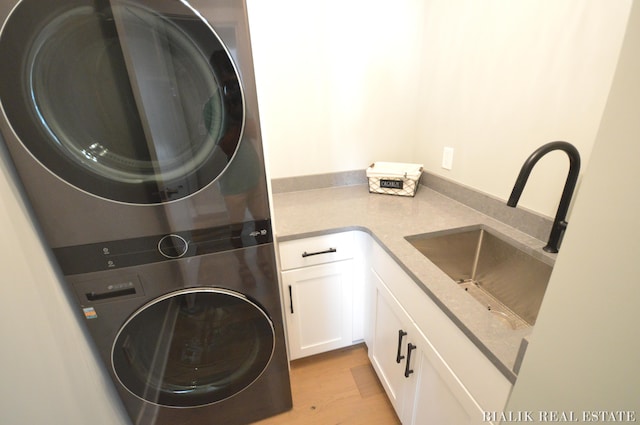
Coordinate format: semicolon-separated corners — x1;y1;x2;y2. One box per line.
112;288;275;407
0;0;244;204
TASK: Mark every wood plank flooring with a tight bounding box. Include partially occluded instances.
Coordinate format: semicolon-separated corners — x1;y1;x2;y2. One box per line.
253;344;400;425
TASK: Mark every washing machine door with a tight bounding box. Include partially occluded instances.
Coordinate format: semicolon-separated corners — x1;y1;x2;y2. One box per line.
0;0;243;204
112;288;275;407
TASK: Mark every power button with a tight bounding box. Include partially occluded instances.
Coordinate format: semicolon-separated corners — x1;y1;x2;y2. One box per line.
158;234;189;259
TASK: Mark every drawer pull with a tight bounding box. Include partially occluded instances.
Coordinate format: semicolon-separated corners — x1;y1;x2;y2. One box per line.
288;285;294;314
301;248;337;258
404;343;417;378
396;330;408;363
86;287;136;301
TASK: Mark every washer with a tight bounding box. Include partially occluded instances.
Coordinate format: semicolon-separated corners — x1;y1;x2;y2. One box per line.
0;1;292;424
66;242;291;425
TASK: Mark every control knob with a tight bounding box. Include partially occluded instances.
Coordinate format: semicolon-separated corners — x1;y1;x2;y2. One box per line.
158;234;189;259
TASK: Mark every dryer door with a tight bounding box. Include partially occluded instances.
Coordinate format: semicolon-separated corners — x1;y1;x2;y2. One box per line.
0;0;243;204
112;288;275;407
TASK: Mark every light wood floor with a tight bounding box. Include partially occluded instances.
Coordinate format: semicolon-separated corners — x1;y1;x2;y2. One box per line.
254;344;400;425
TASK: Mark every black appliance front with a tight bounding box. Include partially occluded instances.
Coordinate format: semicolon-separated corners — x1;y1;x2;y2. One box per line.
0;0;269;249
66;243;292;425
0;1;292;424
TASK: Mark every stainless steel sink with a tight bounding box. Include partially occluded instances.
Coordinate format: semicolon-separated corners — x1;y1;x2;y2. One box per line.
405;226;553;329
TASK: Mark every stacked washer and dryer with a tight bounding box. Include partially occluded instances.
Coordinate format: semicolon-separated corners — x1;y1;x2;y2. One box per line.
0;1;292;424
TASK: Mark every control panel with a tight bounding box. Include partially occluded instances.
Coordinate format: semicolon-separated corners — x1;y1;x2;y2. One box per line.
53;219;273;275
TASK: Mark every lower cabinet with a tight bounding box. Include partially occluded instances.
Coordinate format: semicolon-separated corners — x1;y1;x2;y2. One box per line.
278;232;360;360
279;231;511;423
368;239;512;425
370;267;484;425
281;259;354;360
369;268;413;415
408;341;481;425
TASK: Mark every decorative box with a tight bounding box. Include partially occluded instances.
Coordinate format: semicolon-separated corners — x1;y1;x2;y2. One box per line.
366;162;423;197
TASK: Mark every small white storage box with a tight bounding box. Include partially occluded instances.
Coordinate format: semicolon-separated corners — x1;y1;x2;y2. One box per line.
366;162;423;197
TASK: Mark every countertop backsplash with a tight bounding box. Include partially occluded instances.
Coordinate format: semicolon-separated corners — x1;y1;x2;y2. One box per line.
271;169;554;242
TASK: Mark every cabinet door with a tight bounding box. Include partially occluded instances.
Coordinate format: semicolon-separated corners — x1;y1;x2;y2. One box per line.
404;330;486;425
370;240;512;414
369;267;414;416
282;260;353;360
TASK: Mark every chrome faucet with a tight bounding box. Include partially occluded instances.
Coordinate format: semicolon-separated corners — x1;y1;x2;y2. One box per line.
507;141;581;253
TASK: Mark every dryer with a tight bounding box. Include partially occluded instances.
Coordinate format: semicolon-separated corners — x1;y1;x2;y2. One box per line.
0;0;270;248
0;1;292;424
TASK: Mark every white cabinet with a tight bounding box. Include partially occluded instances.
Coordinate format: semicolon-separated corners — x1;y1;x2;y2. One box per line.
368;240;511;424
370;267;484;424
279;232;360;360
369;268;413;414
405;327;484;425
278;231;511;423
281;260;353;360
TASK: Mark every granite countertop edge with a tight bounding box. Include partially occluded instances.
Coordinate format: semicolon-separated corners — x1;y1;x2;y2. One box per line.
272;184;557;384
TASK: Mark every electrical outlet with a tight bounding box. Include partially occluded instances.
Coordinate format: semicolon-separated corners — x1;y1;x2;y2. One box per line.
442;147;454;170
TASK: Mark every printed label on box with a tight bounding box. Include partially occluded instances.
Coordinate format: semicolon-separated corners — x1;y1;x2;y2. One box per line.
380;179;403;189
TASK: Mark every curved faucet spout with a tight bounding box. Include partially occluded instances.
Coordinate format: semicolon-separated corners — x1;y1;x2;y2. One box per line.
507;141;581;253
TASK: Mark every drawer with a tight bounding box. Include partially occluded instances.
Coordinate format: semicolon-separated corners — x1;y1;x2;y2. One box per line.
279;232;354;270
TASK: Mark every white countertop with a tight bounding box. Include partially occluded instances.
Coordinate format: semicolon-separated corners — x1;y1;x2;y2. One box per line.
272;184;556;383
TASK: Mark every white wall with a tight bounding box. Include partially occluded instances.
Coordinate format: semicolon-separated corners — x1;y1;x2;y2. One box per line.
0;154;129;424
415;0;630;217
247;0;425;178
506;0;640;413
247;0;630;218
